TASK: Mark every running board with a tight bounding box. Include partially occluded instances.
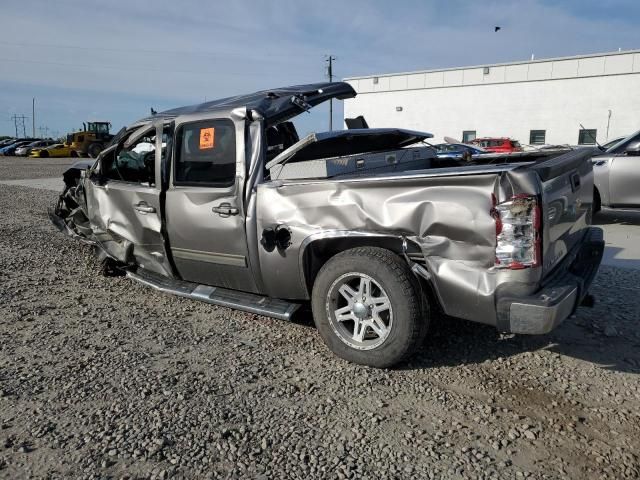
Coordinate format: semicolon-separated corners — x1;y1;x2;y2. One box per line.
127;269;300;321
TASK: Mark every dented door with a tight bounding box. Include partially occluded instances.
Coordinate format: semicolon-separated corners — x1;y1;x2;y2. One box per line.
84;122;173;276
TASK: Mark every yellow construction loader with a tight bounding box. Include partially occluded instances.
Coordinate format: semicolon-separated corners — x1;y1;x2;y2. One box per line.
67;121;114;158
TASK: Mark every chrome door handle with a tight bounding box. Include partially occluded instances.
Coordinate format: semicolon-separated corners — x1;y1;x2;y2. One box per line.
133;202;156;214
212;203;239;216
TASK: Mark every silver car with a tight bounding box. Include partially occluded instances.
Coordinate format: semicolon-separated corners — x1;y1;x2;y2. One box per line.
14;139;57;157
592;131;640;211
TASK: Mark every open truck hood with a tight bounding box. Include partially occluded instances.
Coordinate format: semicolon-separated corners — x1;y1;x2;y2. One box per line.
139;82;356;126
266;128;433;170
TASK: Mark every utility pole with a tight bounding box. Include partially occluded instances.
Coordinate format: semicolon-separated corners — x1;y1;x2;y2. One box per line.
11;114;27;138
325;55;336;131
32;98;36;137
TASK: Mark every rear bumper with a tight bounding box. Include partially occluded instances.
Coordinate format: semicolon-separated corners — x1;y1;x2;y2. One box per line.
496;227;604;334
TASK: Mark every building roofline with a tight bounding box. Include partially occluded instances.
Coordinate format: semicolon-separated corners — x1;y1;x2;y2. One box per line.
343;49;640;81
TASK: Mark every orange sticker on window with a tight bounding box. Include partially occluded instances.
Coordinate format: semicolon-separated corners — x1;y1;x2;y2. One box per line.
199;127;215;149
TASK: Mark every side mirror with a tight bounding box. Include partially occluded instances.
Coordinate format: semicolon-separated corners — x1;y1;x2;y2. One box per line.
625;141;640;156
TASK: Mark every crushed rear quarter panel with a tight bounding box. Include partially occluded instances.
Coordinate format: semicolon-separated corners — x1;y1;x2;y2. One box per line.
256;171;513;322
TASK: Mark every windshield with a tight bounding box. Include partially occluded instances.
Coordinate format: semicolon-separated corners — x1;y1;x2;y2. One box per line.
605;130;640;153
89;123;110;133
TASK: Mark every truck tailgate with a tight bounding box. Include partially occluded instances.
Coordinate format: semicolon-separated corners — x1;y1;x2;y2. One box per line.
529;148;596;276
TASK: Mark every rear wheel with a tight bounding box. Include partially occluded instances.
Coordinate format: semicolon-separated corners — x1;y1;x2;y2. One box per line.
70;150;79;158
39;150;49;158
311;247;428;368
87;143;103;158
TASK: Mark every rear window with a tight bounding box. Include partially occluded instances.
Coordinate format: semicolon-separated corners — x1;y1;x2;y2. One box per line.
174;119;236;187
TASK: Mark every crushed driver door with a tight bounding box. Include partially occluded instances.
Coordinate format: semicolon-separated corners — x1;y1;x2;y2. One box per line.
84;121;173;276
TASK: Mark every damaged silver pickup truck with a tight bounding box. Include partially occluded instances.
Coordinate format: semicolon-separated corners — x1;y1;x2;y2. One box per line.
50;82;604;367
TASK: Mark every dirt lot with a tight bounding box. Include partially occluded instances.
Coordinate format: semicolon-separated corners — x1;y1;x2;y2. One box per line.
1;156;639;479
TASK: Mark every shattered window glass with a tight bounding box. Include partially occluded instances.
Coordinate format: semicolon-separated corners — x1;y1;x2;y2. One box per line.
103;130;156;185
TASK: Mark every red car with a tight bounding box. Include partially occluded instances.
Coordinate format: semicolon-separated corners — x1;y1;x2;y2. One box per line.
470;137;522;153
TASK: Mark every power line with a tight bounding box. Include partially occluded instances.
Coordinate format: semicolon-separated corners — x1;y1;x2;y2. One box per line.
0;40;230;59
38;126;51;138
0;57;253;77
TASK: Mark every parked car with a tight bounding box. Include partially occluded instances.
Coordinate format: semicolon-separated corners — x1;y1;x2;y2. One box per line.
15;139;57;157
0;141;19;155
49;81;603;368
432;143;487;159
30;143;73;158
592;130;640;211
470;137;523;153
0;138;17;147
0;140;39;156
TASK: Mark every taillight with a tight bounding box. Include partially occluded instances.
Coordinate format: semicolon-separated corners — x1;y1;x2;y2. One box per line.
493;194;541;269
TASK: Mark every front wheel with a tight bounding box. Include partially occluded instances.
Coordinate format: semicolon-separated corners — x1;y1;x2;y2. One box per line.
311;247;428;368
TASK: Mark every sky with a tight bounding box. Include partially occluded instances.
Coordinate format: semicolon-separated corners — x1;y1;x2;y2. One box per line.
0;0;638;138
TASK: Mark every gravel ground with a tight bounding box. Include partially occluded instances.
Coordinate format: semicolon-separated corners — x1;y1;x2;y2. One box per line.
0;156;77;180
1;158;639;479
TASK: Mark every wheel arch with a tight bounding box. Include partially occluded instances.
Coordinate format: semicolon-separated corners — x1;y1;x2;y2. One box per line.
593;186;602;212
299;231;443;310
592;165;611;207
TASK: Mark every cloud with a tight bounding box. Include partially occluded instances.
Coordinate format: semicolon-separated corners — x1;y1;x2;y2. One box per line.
0;0;638;135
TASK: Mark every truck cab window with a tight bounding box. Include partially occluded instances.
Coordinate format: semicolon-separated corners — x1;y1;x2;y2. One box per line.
102;132;156;185
174;119;236;187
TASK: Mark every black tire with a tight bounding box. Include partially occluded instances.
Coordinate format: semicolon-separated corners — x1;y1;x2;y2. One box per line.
311;247;428;368
70;150;79;158
593;188;602;213
39;150;49;158
87;143;103;159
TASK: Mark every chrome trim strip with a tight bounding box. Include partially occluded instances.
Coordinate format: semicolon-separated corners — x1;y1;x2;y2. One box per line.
172;248;247;267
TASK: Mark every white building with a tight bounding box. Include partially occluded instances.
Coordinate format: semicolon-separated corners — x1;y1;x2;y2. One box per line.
343;50;640;146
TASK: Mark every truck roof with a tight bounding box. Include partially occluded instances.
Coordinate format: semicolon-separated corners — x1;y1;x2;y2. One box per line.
137;82;356;126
